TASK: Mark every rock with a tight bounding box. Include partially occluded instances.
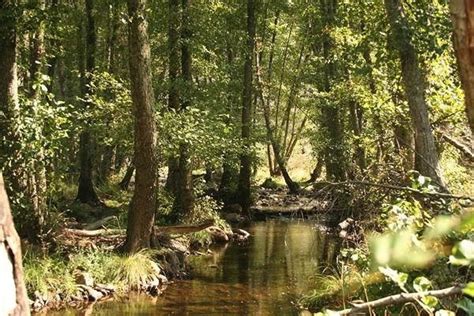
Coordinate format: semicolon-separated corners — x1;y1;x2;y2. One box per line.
223;212;244;223
78;285;103;302
206;226;229;243
75;271;94;287
157;274;168;284
232;228;250;242
95;283;116;293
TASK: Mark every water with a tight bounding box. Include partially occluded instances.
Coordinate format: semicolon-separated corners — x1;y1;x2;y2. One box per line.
53;219;338;315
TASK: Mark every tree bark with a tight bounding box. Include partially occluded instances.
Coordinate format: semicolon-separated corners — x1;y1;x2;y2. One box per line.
124;0;158;253
76;0;100;204
0;0;24;198
450;0;474;136
172;0;194;220
0;174;30;316
384;0;444;186
238;0;256;215
319;0;347;181
164;0;181;194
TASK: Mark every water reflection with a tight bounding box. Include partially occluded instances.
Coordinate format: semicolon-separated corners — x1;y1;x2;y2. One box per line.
51;219;338;315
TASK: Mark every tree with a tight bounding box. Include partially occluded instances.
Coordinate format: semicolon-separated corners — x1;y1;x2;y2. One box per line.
76;0;100;204
450;0;474;136
318;0;348;181
238;0;256;215
384;0;444;186
124;0;158;253
0;0;23;196
173;0;194;220
0;174;30;316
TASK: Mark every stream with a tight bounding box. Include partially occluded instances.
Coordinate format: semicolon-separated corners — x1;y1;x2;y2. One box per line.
55;219;339;315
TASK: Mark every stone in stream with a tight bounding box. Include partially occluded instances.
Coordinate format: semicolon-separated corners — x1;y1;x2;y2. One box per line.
206;226;229;243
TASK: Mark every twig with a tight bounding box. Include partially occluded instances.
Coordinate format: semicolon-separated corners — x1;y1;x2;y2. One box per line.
337;285;463;315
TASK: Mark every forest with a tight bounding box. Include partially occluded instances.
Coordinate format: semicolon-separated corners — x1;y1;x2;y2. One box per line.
0;0;473;315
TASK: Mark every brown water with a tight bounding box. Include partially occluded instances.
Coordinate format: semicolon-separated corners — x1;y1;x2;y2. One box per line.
54;219;338;316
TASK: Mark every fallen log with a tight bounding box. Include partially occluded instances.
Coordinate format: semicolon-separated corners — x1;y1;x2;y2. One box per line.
63;219;216;237
337;285;463;315
83;216;118;230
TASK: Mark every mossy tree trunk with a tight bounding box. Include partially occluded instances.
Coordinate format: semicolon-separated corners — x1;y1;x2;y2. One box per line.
124;0;158;253
238;0;256;216
384;0;444;186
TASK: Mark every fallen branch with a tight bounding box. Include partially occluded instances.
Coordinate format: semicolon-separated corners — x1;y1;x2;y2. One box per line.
155;219;215;234
83;216;118;230
63;228;124;237
440;133;474;161
316;181;473;201
337;285;463;315
63;220;216;237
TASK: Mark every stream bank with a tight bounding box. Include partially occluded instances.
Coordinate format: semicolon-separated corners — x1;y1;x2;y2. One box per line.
48;219;339;315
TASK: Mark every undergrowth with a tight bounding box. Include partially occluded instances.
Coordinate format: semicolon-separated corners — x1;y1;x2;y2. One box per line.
23;248;160;299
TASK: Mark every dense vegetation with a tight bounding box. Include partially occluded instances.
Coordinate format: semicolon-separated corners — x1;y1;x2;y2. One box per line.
0;0;473;315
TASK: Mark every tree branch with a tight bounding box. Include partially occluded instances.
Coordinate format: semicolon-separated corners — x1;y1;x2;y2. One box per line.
315;181;473;201
337;285;463;315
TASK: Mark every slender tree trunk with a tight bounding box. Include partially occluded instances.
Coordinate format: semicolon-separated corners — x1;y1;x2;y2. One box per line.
256;54;299;194
0;174;30;316
28;0;48;238
307;157;324;183
172;0;194;220
76;0;100;204
450;0;474;136
119;161;135;191
238;0;256;215
348;99;366;172
384;0;444;186
124;0;158;253
165;0;181;194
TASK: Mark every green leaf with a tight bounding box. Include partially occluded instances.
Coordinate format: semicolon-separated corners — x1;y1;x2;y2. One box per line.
463;283;474;298
449;240;474;266
421;295;438;309
456;297;474;315
413;276;432;292
379;266;408;288
370;231;434;268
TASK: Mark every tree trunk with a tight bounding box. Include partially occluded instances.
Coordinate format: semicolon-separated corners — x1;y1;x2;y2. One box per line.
306;157;324;183
319;0;347;182
124;0;158;253
172;0;194;221
255;53;299;194
384;0;444;186
0;174;30;316
450;0;474;136
76;0;100;204
28;0;48;238
165;0;181;194
238;0;256;215
119;161;135;191
0;0;24;198
348;99;366;173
